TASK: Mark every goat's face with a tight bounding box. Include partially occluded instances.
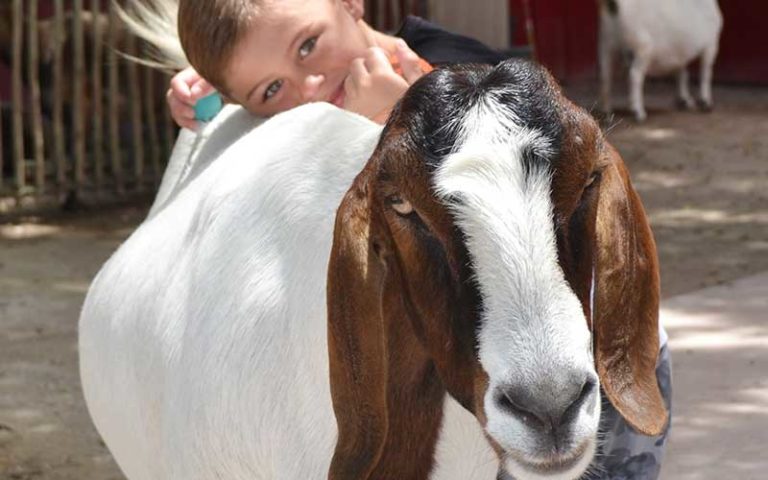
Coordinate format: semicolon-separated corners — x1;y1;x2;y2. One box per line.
327;60;667;479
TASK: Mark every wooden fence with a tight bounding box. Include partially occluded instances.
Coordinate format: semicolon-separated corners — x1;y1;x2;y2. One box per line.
0;0;432;214
0;0;175;214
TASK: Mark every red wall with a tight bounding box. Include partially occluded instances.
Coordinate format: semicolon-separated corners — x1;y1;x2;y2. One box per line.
509;0;768;85
715;0;768;83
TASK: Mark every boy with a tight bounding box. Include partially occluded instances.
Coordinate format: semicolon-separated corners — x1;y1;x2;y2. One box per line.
166;0;507;129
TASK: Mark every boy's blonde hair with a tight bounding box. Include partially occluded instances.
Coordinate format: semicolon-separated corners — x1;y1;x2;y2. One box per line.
178;0;261;94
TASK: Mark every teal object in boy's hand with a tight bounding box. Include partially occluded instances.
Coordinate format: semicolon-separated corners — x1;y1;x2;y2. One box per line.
194;92;223;122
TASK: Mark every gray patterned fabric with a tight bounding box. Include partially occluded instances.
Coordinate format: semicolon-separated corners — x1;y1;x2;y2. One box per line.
592;342;672;479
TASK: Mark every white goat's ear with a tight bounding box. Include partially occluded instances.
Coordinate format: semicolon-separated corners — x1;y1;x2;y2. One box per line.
593;145;668;436
326;169;389;478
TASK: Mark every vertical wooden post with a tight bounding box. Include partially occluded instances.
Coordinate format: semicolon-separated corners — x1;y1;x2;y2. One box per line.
0;85;3;192
376;0;386;30
143;66;161;185
391;0;401;29
72;0;86;191
28;0;46;193
108;1;123;193
162;73;175;157
11;0;25;193
126;33;144;192
91;0;105;190
53;0;66;188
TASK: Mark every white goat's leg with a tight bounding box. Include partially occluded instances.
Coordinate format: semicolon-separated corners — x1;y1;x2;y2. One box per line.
698;43;719;111
628;53;650;122
675;68;694;110
598;32;614;116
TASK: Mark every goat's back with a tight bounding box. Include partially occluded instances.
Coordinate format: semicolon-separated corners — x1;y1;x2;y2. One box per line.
79;104;382;479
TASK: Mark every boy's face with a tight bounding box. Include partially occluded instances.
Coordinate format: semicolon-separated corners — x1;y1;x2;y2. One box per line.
225;0;370;116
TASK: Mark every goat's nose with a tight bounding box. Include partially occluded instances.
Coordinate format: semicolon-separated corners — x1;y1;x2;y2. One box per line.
494;374;596;432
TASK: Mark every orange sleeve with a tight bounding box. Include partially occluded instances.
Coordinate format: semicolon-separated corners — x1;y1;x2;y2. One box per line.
388;54;434;77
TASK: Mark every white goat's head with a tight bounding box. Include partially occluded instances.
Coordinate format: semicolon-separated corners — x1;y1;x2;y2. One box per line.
327;59;667;480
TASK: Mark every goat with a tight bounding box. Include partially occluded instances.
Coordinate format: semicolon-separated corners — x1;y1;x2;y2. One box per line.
598;0;723;121
79;59;668;479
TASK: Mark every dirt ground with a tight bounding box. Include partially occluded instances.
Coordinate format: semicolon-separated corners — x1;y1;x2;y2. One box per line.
0;83;766;479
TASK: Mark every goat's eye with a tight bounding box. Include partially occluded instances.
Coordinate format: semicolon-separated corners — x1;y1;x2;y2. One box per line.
386;194;414;216
585;171;601;189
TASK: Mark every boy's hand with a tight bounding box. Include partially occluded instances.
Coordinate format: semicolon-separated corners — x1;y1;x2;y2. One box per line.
343;47;410;123
393;39;426;85
167;66;216;130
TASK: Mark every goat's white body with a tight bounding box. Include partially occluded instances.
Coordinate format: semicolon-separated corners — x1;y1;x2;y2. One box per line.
599;0;723;120
79;104;498;479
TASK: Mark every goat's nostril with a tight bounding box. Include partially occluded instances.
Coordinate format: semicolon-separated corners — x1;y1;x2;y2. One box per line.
562;377;596;423
495;388;547;430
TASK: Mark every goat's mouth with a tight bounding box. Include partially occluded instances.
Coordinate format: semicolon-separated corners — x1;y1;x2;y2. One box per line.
501;439;595;480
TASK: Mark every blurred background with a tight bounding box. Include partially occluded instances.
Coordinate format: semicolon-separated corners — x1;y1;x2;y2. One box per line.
1;1;766;479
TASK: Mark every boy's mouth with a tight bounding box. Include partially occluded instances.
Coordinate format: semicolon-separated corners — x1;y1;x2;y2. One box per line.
329;82;346;108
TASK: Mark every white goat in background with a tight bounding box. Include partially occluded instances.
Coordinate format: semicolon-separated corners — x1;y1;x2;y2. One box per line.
598;0;723;121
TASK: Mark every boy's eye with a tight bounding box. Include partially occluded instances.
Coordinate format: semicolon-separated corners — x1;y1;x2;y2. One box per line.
298;36;318;58
263;80;283;102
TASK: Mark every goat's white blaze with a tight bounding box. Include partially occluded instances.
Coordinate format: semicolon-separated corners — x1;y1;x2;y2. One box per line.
435;99;600;478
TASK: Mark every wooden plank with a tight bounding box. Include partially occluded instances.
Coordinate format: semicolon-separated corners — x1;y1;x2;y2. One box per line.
377;0;386;30
391;0;401;29
162;74;175;156
28;0;46;192
53;0;66;187
11;0;25;192
72;0;86;189
108;1;124;193
0;70;3;192
405;0;414;16
143;67;162;185
91;0;105;189
126;33;145;192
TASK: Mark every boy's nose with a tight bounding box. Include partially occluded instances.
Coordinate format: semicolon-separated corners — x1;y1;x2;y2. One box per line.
301;74;325;102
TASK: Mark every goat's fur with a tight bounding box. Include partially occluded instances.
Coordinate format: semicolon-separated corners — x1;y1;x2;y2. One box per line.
80;60;667;479
114;0;188;71
598;0;723;121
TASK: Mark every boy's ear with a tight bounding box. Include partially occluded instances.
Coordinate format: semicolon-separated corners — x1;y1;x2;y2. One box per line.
340;0;364;21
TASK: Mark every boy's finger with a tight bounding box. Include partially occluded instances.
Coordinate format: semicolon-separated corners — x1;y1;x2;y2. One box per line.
170;66;205;101
168;95;195;126
395;40;424;85
167;90;196;120
170;76;195;104
363;47;392;74
348;57;368;87
190;78;216;99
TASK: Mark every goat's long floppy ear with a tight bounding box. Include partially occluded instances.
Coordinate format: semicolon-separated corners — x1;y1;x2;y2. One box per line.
326;169;389;479
594;145;668;436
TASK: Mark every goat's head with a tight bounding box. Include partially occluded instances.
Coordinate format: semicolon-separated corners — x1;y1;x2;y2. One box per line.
327;59;668;480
